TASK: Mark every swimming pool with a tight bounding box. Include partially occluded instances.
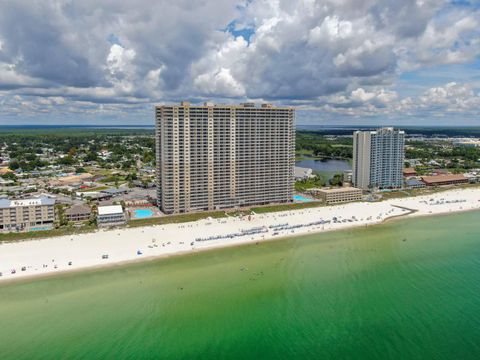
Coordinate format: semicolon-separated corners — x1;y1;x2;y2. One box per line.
132;209;154;219
293;195;313;202
30;226;53;232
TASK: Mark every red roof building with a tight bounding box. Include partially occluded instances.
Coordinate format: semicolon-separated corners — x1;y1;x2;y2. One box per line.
403;168;417;177
421;174;468;186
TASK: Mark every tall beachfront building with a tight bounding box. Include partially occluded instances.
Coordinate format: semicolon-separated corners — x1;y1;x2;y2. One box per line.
352;127;405;190
155;102;295;214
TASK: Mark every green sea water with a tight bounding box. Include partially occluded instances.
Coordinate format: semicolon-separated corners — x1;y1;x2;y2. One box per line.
1;211;480;359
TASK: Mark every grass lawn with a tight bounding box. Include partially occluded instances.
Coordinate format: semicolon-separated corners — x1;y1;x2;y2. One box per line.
127;210;227;227
331;144;351;148
378;190;412;200
98;176;127;184
295;177;326;191
295;149;315;158
0;225;97;243
96;169;118;176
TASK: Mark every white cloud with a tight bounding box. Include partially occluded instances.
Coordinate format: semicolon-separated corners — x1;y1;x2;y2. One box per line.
308;16;354;45
0;0;478;124
351;88;377;102
106;44;136;78
194;68;245;97
418;82;480;111
308;82;479;121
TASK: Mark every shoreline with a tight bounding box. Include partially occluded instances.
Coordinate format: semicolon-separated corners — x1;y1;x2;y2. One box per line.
3;206;478;287
1;187;480;285
0;210;410;286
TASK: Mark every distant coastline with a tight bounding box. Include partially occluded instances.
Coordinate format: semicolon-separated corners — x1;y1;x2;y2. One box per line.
2;124;480;137
0;124;155;130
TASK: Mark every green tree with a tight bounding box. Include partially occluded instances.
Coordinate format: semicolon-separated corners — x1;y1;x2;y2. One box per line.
126;172;138;181
329;174;343;187
85;152;98;162
8;161;20;170
57;155;75;165
1;172;17;182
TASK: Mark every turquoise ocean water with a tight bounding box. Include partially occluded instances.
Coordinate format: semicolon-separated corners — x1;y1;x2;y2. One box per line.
1;211;479;359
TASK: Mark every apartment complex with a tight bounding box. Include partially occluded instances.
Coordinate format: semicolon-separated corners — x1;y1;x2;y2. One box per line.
352;128;405;190
156;102;295;214
0;196;55;232
309;187;362;204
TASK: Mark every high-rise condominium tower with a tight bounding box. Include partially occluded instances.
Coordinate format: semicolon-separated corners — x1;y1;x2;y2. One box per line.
155;102;295;214
352;127;405;190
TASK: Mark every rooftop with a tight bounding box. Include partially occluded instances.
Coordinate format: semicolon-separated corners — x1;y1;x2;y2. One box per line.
98;205;124;216
65;204;92;215
101;188;129;195
405;179;425;186
0;196;55;209
421;174;467;183
315;187;362;193
354;127;405;135
0;167;13;175
157;102;292;110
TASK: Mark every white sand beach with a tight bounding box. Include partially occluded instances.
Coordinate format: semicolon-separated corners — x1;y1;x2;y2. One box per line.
1;187;480;282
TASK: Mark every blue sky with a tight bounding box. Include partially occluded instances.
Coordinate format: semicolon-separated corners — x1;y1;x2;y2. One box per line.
0;0;479;126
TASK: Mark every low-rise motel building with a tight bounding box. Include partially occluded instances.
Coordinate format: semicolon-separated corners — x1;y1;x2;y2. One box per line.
405;178;426;189
420;174;469;186
97;205;126;227
310;187;363;204
403;168;417;177
64;204;92;222
0;196;55;232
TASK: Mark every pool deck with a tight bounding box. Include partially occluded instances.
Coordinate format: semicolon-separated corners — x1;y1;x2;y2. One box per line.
293;195;315;202
129;207;162;220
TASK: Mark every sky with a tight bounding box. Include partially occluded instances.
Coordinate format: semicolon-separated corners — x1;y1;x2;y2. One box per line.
0;0;479;126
